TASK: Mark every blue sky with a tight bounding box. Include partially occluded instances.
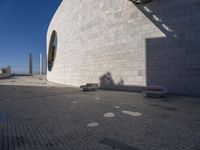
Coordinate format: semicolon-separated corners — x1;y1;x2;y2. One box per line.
0;0;62;74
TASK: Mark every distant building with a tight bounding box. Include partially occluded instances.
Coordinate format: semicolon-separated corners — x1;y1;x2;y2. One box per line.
0;66;11;78
47;0;200;96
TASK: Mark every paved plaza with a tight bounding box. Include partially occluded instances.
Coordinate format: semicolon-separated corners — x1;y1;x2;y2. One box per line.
0;76;200;150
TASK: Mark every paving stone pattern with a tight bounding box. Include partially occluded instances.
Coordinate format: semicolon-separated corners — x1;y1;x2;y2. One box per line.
0;84;200;150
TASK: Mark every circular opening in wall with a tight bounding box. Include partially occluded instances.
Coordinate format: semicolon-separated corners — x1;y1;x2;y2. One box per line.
48;30;57;72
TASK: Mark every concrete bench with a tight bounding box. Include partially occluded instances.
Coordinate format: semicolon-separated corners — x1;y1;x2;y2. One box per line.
141;86;168;98
80;83;99;92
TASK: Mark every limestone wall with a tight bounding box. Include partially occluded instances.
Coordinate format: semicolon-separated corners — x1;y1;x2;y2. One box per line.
47;0;200;96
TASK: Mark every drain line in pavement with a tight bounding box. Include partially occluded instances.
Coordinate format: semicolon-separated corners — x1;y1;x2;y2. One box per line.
100;138;141;150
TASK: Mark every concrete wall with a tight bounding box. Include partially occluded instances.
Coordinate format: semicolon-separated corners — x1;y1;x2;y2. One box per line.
47;0;200;96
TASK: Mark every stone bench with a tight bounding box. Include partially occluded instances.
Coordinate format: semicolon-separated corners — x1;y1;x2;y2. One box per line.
80;83;99;92
129;0;154;4
141;86;168;98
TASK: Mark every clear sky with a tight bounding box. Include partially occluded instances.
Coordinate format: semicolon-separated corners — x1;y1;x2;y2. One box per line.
0;0;62;74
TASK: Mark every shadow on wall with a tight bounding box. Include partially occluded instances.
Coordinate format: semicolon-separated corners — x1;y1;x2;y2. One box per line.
132;0;200;96
99;72;144;92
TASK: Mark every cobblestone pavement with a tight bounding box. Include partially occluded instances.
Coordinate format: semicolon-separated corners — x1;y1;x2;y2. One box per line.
0;77;200;150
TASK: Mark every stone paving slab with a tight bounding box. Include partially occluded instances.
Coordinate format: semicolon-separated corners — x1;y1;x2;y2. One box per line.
0;75;68;87
0;76;200;150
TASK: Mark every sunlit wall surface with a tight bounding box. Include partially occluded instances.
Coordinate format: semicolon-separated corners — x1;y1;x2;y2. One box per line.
47;0;200;96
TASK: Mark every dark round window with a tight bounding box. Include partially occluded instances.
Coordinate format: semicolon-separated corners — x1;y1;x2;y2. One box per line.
48;30;57;71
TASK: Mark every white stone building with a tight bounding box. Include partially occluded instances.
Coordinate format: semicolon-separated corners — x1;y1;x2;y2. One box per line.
0;66;11;79
47;0;200;96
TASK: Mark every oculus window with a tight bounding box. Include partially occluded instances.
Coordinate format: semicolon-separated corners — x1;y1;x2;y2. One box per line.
48;30;57;72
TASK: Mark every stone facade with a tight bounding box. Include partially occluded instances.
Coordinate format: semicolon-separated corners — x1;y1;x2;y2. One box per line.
47;0;200;96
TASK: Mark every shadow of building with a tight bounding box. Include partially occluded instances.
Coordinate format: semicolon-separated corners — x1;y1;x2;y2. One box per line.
132;0;200;96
